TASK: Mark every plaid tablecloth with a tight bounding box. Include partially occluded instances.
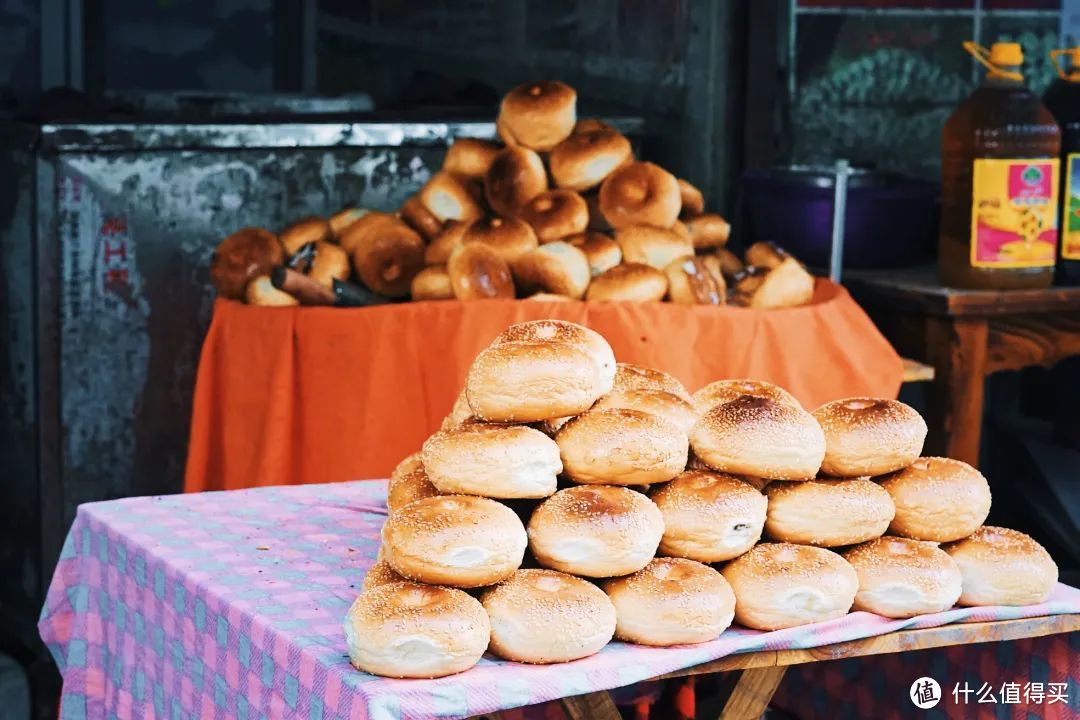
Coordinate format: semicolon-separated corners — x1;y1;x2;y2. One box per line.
39;481;1080;720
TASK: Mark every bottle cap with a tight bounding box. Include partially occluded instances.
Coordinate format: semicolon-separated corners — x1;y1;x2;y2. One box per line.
989;42;1023;67
963;41;1024;81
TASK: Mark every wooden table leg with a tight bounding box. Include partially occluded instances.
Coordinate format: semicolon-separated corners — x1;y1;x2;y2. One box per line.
561;690;622;720
717;666;788;719
925;316;989;468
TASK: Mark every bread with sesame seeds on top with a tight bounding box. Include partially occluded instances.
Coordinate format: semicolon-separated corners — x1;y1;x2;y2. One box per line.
843;536;962;617
813;398;927;477
555;408;688;486
878;457;991;542
765;478;895;547
943;526;1057;606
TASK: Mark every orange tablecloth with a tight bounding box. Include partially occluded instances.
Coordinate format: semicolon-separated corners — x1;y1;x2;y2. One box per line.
184;280;902;491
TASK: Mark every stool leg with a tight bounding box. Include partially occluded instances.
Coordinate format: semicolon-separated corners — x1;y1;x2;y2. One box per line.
925;316;988;467
717;667;787;720
561;690;622;720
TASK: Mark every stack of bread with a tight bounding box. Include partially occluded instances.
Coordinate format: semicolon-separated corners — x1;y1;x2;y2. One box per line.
344;320;1059;679
211;80;817;309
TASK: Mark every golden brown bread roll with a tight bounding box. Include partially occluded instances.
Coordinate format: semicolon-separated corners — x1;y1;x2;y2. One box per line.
424;221;468;265
399;195;444;242
591;389;696;433
418;171;484;224
764;478;895;547
566;231;622;277
611;362;691;402
734;257;816;308
670;219;691;242
359;559;406;592
943;526;1058;606
691;379;801;416
518;189;589;242
812;398;927;477
329;207;369;240
280;216;331;256
615;225;694;270
598;161;681;229
338;211;399;255
745;241;789;269
386;452;441;513
585;263;668;302
245;275;298;307
549;127;632;191
843;537;963;618
348;218;426;298
556;408;688;486
307;241;351;289
461;216;538;263
446;244;515;300
878;457;992;543
511;242;591;299
210;227;285;300
497;80;577;151
485;147;548;218
491;319;616;393
410;265;454;301
422;423;561;498
664;256;726;305
677;178;705;217
443;138;500;180
685;213;731;249
714;247;745;279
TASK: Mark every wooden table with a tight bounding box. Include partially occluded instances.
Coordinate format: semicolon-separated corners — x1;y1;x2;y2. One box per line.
473;614;1080;720
846;268;1080;467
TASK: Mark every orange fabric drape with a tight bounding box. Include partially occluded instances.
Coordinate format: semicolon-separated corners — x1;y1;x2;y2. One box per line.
184;280;902;491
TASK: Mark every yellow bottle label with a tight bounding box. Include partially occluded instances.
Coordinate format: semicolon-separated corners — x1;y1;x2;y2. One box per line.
970;158;1059;268
1064;153;1080;260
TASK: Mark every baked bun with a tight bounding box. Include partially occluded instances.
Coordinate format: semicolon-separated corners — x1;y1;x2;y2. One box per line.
528;485;663;577
329;207;369;240
745;241;789;269
280;216;331;256
419;171;484;224
843;537;962;617
399;195;444;242
650;470;767;562
447;244;515;300
348;219;426;298
443;138;500;180
722;544;859;630
681;214;729;250
382;495;526;587
714;247;745;279
482;569;615;663
615;225;693;270
690;396;825;480
671;219;691;242
556;409;688;485
612;362;691;402
344;582;490;678
387;452;440;513
485;147;548;217
492;319;616;393
878;457;991;542
338;211;398;254
497;80;577;152
604;558;734;646
210;228;285;300
592;389;696;432
740;257;816;309
246;275;298;306
944;526;1058;606
691;379;801;416
410;265;454;301
574;118;615;134
518;189;589;242
599;161;681;229
425;221;468;265
677;179;705;217
566;232;622;276
422;423;561;498
307;241;351;289
665;256;726;305
586;263;668;302
462;216;539;263
813;398;927;477
549;127;633;191
511;242;591;299
765;478;895;547
466;340;605;422
360;559;407;592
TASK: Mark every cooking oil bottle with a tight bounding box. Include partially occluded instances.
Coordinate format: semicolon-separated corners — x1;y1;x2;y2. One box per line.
939;42;1061;289
1044;47;1080;285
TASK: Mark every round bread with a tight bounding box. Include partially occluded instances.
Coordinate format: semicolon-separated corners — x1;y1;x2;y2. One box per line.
603;558;735;646
721;544;859;630
714;247;745;279
280;216;331;256
592;389;696;432
549;127;633;191
482;569;615;663
684;214;731;249
671;219;691;242
764;478;895;547
511;242;591;299
329;207;369;240
423;222;465;265
665;256;726;305
812;398;927;477
690;396;825;480
650;470;767;562
586;263;668;302
410;265;454;301
443;138;500;180
440;389;477;430
348;219;426;298
338;211;399;254
462;216;539;263
344;581;490;678
518;189;589;242
612;362;691;402
615;225;694;270
677;178;705;217
447;244;515;300
418;171;484;224
567;232;622;276
492;319;616;393
382;495;527;587
598;161;681;229
691;380;801;416
399;195;444;242
745;241;789;269
527;485;664;577
308;241;351;289
485;147;548;217
245;275;297;307
422;423;561;499
842;537;962;617
878;457;991;542
466;340;605;422
556;408;688;486
943;526;1058;606
210;228;285;300
387;452;441;513
360;559;407;592
497;80;577;152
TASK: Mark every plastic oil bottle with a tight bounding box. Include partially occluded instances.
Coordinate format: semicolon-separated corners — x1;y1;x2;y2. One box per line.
1043;48;1080;285
939;42;1061;289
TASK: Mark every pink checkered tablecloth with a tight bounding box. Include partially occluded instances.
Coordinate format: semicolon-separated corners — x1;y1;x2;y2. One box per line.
39;480;1080;720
